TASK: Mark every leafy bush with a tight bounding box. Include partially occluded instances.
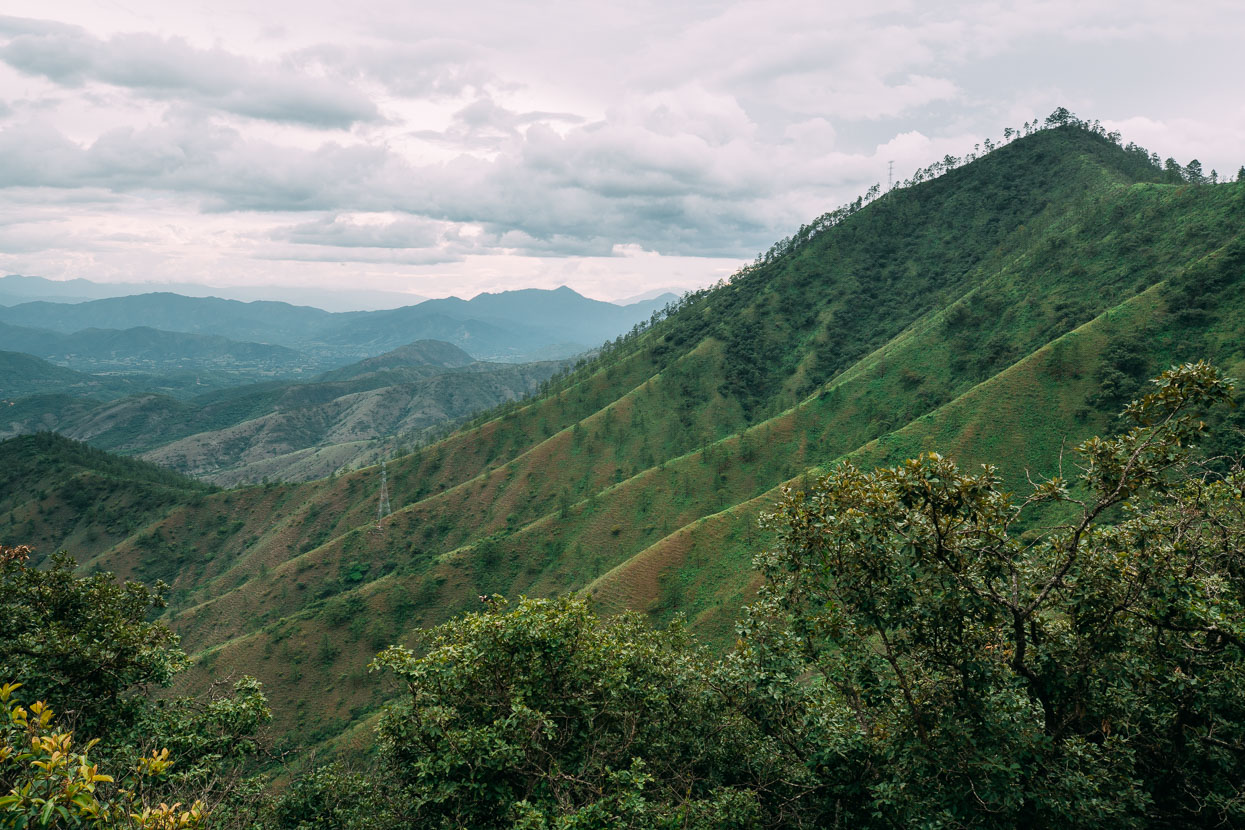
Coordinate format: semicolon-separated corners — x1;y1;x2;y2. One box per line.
0;545;270;828
746;361;1244;826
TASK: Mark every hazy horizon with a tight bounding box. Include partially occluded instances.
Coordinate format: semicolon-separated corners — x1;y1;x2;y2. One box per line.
0;273;684;310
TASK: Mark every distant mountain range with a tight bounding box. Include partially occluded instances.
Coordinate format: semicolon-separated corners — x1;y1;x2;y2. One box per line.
0;284;673;483
0;321;304;376
0;274;428;312
0;285;678;364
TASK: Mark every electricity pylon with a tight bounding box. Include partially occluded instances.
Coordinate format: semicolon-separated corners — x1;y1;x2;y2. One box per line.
376;460;392;529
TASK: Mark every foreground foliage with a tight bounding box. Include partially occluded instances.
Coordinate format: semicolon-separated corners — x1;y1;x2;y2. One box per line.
6;362;1242;827
0;545;269;828
0;681;206;829
265;597;787;828
743;360;1244;826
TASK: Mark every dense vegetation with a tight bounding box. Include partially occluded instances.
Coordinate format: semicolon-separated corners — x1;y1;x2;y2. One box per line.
0;544;269;828
5;363;1241;827
1;112;1243;811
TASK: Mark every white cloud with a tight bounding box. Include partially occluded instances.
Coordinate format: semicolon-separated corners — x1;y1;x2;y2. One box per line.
1104;112;1245;177
295;40;496;100
273;213;444;248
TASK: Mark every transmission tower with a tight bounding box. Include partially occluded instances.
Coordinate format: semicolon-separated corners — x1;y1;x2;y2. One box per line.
376;460;392;529
888;160;894;190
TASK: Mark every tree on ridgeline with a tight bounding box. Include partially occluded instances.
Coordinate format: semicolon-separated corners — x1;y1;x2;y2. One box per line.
1185;159;1206;184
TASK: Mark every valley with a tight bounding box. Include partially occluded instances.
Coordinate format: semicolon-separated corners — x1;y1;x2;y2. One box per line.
0;286;670;482
5;122;1242;750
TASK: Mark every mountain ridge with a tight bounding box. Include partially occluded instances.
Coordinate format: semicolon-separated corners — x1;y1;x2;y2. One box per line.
0;285;677;363
0;274;431;312
4;121;1242;753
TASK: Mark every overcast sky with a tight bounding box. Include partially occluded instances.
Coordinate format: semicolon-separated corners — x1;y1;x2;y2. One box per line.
0;1;1242;303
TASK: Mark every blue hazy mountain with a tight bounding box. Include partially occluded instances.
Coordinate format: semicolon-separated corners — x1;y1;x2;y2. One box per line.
0;286;679;363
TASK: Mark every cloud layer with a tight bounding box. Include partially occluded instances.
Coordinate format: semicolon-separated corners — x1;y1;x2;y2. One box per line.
0;1;1242;300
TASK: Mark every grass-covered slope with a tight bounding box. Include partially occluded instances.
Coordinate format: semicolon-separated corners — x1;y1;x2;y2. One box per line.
8;124;1243;749
0;432;215;559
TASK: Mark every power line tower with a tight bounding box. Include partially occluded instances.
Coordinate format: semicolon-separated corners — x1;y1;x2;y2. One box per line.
888;160;894;190
376;460;391;529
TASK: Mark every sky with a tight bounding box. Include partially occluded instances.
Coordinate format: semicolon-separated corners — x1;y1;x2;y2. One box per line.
0;1;1242;305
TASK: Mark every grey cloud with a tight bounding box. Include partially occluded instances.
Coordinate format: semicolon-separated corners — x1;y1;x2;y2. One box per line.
21;0;1235;266
476;228;617;258
628;7;960;120
0;16;379;128
256;246;462;267
0;0;1241;296
273;215;442;249
412;97;585;150
0;101;849;258
0;218;102;254
0;122;86;187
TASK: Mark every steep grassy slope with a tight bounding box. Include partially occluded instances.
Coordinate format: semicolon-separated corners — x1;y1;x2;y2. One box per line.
0;432;215;559
7;124;1243;750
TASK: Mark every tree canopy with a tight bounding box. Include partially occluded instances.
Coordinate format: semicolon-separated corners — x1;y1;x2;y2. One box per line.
745;360;1244;826
0;546;269;829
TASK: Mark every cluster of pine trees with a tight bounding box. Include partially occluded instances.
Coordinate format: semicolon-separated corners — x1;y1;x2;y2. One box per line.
3;362;1243;828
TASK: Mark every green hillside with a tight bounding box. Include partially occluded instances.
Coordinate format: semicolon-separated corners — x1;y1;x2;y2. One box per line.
0;350;144;399
0;432;215;559
2;345;566;485
6;121;1243;752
